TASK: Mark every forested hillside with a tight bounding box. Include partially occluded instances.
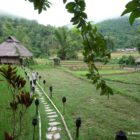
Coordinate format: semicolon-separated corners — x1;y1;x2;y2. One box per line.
0;16;140;58
98;17;140;49
0;16;82;58
0;16;57;57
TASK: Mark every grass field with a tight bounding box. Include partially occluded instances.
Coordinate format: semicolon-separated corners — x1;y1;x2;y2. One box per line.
1;62;140;140
35;66;140;140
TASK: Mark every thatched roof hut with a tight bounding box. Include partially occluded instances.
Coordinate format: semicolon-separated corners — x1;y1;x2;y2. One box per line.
0;36;33;64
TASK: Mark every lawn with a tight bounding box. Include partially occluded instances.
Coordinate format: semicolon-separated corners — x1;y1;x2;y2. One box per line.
35;67;140;140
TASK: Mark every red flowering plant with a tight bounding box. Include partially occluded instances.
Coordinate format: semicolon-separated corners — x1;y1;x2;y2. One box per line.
0;65;33;140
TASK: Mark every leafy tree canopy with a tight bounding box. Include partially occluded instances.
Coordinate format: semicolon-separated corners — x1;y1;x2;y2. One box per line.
121;0;140;25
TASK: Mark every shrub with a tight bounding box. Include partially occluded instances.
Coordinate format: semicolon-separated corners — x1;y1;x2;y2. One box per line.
118;55;136;66
23;58;37;66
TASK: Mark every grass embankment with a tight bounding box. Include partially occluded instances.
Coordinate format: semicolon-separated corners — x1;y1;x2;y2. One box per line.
0;66;45;140
35;67;140;140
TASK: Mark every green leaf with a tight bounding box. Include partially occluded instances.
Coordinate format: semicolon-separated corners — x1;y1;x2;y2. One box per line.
121;0;140;20
80;12;87;19
121;8;132;16
126;1;138;10
78;0;86;11
66;2;76;12
129;10;140;25
63;0;67;4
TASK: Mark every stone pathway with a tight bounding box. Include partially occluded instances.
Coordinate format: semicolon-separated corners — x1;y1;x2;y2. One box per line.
35;86;62;140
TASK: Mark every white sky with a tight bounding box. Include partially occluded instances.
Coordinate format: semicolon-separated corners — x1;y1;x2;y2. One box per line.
0;0;130;27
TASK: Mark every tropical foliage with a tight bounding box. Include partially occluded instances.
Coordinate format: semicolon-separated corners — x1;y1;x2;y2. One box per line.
55;27;82;60
0;65;33;140
0;16;140;58
118;55;136;66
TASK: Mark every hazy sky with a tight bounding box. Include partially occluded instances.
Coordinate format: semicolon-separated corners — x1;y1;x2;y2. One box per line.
0;0;130;26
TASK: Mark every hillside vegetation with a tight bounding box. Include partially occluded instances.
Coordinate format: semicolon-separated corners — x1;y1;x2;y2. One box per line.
0;16;140;58
98;17;140;49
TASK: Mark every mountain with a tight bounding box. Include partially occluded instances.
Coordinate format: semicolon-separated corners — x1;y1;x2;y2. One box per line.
97;17;140;49
0;14;140;58
0;16;57;57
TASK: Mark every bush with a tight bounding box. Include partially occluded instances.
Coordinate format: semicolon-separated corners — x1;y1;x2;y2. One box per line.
23;58;37;66
118;55;135;66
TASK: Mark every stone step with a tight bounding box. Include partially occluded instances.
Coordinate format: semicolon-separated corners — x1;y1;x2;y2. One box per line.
45;107;50;110
48;126;61;132
45;109;54;112
47;112;57;115
41;100;47;103
47;114;58;118
48;122;61;127
46;133;61;140
49;118;56;122
45;104;50;107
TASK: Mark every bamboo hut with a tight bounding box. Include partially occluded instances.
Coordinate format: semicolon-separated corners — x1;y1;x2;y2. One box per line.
0;36;33;64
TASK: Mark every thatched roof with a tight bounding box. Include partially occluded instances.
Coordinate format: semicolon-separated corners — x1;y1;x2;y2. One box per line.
0;36;33;57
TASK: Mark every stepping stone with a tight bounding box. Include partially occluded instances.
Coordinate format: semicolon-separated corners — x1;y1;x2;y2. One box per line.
47;112;57;115
48;114;58;118
48;126;57;132
44;104;48;106
45;107;50;110
41;100;46;103
48;122;60;126
46;133;61;140
48;126;61;132
36;89;39;92
54;133;61;139
49;118;56;122
46;109;53;112
46;133;53;139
